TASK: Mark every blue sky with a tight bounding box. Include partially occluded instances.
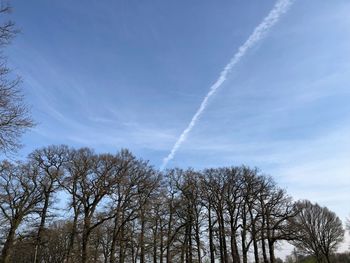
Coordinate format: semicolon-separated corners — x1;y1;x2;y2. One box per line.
7;0;350;224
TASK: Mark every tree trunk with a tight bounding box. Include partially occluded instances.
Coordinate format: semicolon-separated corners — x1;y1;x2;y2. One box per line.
188;222;193;263
241;230;248;263
261;237;268;263
66;206;79;263
160;225;164;263
229;215;240;263
140;211;146;263
153;222;158;263
268;239;275;263
217;208;228;263
109;216;119;263
34;191;51;263
0;224;17;263
119;224;126;263
250;216;259;263
208;206;215;263
82;217;91;263
220;214;228;263
195;220;201;263
261;215;268;263
241;206;249;263
166;203;173;263
253;235;259;263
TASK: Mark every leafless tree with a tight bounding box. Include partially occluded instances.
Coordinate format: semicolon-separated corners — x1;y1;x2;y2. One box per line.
0;144;343;263
60;149;84;263
172;169;204;263
0;161;43;263
163;169;184;263
260;180;295;263
203;168;230;263
66;148;119;263
109;151;159;263
29;145;70;263
223;167;243;263
290;200;344;263
0;3;34;154
199;172;216;263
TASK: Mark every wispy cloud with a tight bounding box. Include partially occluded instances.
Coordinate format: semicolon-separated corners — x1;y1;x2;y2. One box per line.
161;0;294;169
173;123;350;219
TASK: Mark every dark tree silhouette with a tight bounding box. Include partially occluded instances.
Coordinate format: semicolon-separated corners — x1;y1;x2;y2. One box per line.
0;161;43;263
0;4;34;154
0;146;345;263
290;200;344;263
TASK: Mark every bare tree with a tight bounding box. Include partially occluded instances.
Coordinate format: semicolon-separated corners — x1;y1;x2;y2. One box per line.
1;144;341;263
223;167;243;263
136;165;160;263
291;200;344;263
29;145;69;263
260;182;295;263
163;169;184;263
0;4;34;154
68;149;119;263
0;161;43;263
60;149;84;263
108;151;159;263
202;168;229;263
173;169;203;263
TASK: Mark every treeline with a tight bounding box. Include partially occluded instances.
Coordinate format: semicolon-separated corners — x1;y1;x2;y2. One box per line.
285;251;350;263
0;145;345;263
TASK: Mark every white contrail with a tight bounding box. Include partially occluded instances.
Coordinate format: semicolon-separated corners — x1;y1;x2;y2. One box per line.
161;0;294;170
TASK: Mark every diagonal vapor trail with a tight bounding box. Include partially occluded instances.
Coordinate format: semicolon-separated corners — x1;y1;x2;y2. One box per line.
161;0;294;170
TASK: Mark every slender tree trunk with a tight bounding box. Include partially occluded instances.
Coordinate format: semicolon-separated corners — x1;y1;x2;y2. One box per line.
241;209;248;263
261;216;268;263
208;206;215;263
119;224;126;263
230;215;240;263
160;225;164;263
166;204;173;263
66;205;79;263
268;239;275;263
241;230;248;263
231;232;240;263
188;222;193;263
261;237;268;263
250;215;259;263
82;233;89;263
195;219;201;263
266;214;275;263
253;234;259;263
153;222;158;263
218;211;224;263
82;217;92;263
34;191;51;263
109;216;119;263
217;208;228;263
220;212;228;263
140;211;146;263
0;224;18;263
